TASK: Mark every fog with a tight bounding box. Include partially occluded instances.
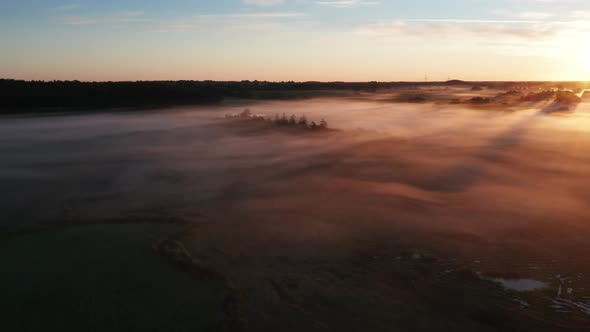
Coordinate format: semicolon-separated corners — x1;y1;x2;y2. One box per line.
2;97;590;296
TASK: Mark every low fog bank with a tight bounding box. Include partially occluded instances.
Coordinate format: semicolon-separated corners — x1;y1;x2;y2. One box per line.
2;96;590;295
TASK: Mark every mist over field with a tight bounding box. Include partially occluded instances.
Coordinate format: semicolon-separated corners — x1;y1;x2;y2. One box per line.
4;94;590;231
2;89;590;330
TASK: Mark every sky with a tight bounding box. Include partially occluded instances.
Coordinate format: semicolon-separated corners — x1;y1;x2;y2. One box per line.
1;0;589;82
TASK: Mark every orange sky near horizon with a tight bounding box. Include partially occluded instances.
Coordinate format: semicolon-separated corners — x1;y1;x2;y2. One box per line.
2;1;590;82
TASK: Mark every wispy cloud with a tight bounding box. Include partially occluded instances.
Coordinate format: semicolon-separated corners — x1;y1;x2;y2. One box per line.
518;12;554;20
570;10;590;19
314;0;380;8
195;12;307;19
355;18;576;40
152;11;308;32
491;9;553;20
57;11;150;25
242;0;285;5
52;4;80;11
353;15;590;67
54;4;308;33
59;15;98;25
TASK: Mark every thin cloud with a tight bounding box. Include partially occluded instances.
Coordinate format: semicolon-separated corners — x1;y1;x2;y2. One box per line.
154;11;308;32
59;15;98;25
194;12;307;19
57;11;150;25
491;9;553;20
242;0;285;5
518;12;553;20
406;18;542;24
355;18;567;40
52;4;80;11
315;0;380;8
570;10;590;19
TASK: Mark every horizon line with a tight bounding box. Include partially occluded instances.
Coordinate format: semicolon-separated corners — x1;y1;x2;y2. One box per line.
2;78;589;84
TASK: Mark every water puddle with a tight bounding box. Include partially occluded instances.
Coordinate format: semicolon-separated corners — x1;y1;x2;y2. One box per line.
485;277;548;292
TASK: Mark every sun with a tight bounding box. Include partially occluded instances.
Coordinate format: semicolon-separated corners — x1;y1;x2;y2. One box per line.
556;33;590;80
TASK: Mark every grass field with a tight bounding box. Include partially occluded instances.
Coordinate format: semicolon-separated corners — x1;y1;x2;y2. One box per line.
0;222;234;332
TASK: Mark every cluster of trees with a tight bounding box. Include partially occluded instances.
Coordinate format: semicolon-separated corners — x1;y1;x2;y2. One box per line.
0;79;441;111
469;96;492;104
498;82;590;92
521;90;581;104
520;90;558;102
407;95;427;103
271;113;328;130
225;108;267;120
0;79;226;111
554;91;582;104
469;90;581;106
227;109;329;130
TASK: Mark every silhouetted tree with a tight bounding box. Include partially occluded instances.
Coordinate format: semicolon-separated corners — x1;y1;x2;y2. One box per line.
279;113;288;125
298;115;308;127
469;97;491;104
239;108;251;118
288;114;297;125
319;118;328;129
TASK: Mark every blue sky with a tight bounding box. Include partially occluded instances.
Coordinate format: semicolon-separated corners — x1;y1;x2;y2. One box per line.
1;0;589;81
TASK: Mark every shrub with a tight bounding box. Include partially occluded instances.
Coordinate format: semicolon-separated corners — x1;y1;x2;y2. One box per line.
521;90;556;102
239;108;251;118
279;113;289;125
555;91;581;104
470;97;491;104
408;96;427;103
231;111;330;131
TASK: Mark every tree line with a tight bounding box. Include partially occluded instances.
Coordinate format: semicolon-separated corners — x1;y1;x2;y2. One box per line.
0;79;445;111
2;79;587;112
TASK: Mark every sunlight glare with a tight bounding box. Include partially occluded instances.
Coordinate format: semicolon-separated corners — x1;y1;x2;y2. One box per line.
579;42;590;73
